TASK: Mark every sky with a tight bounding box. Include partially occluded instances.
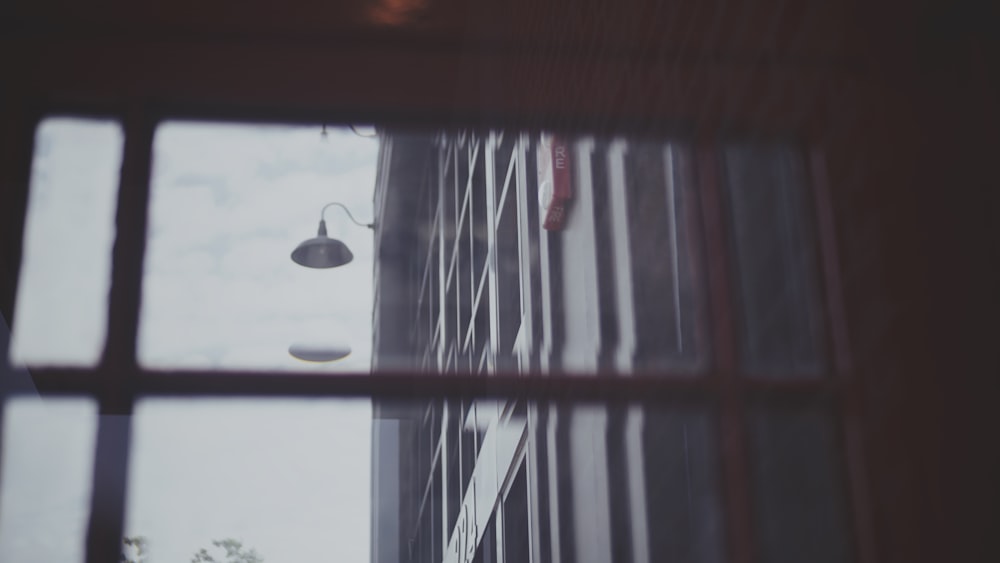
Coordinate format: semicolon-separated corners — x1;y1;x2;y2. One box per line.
1;118;377;563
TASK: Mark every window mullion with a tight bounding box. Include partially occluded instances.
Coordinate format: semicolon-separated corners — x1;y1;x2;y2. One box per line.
0;103;40;326
85;413;134;563
809;148;876;563
85;106;155;563
696;142;757;563
100;107;154;381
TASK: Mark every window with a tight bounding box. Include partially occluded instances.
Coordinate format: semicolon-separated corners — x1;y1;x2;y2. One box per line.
2;115;863;563
722;143;826;377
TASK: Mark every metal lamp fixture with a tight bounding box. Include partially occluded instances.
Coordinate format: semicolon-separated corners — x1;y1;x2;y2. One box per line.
291;202;374;268
288;342;352;362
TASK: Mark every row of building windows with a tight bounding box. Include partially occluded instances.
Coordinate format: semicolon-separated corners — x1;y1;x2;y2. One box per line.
371;130;850;563
380;132;826;376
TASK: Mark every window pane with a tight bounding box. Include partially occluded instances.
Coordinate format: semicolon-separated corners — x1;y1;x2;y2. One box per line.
722;142;826;376
378;399;730;563
124;398;371;563
616;141;706;372
749;403;852;563
502;463;529;562
472;513;496;563
640;407;725;563
9;117;123;367
0;398;98;563
377;132;710;375
137;123;377;371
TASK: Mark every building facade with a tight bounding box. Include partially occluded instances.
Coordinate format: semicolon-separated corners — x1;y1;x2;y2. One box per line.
371;130;852;563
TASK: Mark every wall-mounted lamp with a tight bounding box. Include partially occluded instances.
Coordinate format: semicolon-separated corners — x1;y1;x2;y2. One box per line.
288;342;352;363
291;202;374;268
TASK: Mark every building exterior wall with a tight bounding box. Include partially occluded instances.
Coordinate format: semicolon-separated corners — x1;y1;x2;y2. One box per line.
372;131;855;563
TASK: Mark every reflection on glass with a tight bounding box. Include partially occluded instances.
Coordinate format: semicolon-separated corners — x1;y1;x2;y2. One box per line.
376;399;730;563
137;123;377;372
502;464;530;562
124;398;372;563
639;407;725;563
376;132;708;375
0;398;97;563
749;403;851;563
9;118;123;367
722;142;826;376
5;121;830;379
616;141;705;372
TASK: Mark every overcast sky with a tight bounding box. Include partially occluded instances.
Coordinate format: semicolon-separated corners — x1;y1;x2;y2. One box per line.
1;118;377;563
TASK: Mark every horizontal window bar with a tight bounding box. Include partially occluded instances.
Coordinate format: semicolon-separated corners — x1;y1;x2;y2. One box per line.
22;369;842;400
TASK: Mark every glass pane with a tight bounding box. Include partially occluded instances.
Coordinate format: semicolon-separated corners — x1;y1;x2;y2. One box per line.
749;403;852;563
501;463;529;562
472;513;496;563
9;117;123;367
377;132;709;375
137;123;377;371
124;398;371;563
376;399;727;563
722;142;826;376
0;398;98;563
616;141;706;372
640;407;725;563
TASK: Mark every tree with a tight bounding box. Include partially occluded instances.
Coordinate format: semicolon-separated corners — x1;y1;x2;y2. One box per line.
121;536;149;563
191;539;264;563
121;536;263;563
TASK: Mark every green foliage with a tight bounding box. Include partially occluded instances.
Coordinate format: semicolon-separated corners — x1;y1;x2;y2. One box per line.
121;536;149;563
122;535;263;563
191;539;264;563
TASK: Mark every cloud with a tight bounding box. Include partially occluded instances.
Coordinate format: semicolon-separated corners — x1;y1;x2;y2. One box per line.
0;398;97;563
9;118;122;366
138;123;378;374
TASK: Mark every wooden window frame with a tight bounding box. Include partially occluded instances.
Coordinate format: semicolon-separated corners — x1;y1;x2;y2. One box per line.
0;105;873;563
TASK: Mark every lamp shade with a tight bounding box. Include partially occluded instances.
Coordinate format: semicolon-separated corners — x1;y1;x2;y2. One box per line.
290;219;354;268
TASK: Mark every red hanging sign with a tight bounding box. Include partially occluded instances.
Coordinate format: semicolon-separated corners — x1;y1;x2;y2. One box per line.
537;135;574;230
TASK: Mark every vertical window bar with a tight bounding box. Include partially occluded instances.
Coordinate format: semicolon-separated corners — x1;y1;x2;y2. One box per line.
809;150;874;563
0;104;40;520
0;105;39;329
101;107;153;378
696;144;755;563
808;150;852;377
86;107;154;563
86;414;132;563
722;142;825;376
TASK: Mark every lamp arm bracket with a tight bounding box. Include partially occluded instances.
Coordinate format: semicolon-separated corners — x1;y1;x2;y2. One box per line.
321;202;375;229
